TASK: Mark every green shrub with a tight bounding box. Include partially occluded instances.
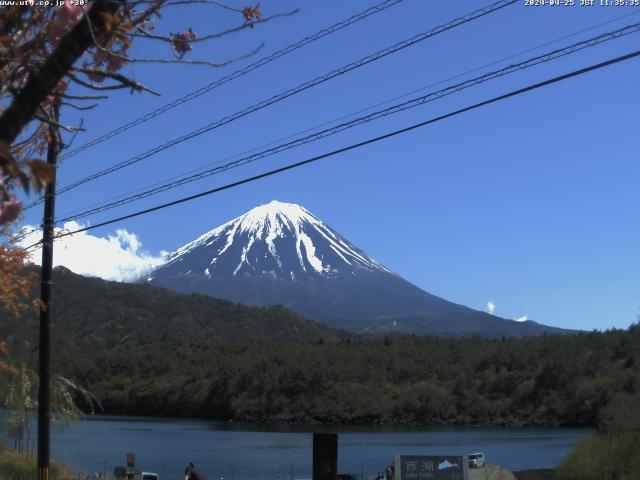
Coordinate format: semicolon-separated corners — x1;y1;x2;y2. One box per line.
0;448;62;480
557;393;640;480
557;433;640;480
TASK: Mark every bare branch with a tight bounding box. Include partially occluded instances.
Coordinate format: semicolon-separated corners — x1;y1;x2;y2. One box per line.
127;0;165;27
100;41;265;69
60;101;99;111
72;67;160;95
60;93;109;101
130;8;299;44
34;114;85;133
67;71;138;92
12;124;44;150
134;0;241;11
60;118;85;150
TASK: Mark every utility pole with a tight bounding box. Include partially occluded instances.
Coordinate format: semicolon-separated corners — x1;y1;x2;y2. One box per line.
38;103;59;480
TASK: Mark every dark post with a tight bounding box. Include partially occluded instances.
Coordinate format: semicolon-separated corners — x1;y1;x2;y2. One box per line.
312;433;337;480
38;106;59;480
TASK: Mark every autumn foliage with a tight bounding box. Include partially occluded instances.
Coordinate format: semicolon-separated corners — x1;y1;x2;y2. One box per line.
0;246;39;318
0;339;17;374
0;247;34;375
1;0;281;379
1;0;269;226
243;3;262;27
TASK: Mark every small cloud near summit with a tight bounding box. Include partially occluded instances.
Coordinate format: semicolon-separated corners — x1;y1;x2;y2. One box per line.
487;301;496;315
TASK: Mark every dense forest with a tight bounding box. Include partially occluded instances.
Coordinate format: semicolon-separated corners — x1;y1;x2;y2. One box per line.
1;267;639;429
52;326;640;427
0;267;351;349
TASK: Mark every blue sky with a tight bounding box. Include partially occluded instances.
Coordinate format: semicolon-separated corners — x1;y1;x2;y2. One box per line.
18;0;640;331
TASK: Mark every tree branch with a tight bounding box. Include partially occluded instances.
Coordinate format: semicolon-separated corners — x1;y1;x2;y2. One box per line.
60;93;109;101
100;41;264;68
130;8;299;44
133;0;241;12
11;124;44;151
0;0;124;163
34;114;85;133
72;67;160;95
60;101;99;111
60;118;85;150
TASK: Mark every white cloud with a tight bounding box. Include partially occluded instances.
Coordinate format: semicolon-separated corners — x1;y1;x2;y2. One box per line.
19;221;167;282
515;315;528;322
487;301;496;315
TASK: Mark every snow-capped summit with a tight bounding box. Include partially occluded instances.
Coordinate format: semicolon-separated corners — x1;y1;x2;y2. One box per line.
158;200;388;281
148;201;569;337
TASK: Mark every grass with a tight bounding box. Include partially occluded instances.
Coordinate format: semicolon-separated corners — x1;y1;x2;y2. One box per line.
0;443;63;480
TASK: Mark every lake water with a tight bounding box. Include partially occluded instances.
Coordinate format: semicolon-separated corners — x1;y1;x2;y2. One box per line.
39;415;591;480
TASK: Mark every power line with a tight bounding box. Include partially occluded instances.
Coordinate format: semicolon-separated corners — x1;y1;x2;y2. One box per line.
11;15;639;249
54;22;640;224
53;9;640;223
60;0;403;162
23;0;517;211
21;0;403;212
23;48;640;252
10;7;638;251
13;7;639;254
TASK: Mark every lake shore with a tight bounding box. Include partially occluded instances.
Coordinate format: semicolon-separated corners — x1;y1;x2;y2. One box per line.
43;415;586;479
513;469;556;480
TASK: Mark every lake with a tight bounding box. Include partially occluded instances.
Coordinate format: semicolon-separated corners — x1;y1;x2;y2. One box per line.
38;415;592;479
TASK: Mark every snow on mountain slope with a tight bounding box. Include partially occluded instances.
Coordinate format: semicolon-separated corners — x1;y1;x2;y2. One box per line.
148;201;571;337
153;200;390;281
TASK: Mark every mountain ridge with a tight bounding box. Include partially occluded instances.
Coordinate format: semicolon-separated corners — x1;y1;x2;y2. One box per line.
150;200;391;282
148;201;571;337
0;266;351;357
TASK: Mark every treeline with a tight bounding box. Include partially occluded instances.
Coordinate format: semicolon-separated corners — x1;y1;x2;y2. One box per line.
55;325;640;427
0;266;349;352
2;268;638;427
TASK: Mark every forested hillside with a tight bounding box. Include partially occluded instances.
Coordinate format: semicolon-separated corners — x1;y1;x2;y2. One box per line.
0;267;350;352
58;326;640;426
2;267;638;427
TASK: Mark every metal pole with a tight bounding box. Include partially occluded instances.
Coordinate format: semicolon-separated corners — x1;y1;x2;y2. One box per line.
38;104;59;480
312;433;337;480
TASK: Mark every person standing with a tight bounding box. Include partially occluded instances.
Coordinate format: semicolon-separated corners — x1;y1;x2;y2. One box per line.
185;463;207;480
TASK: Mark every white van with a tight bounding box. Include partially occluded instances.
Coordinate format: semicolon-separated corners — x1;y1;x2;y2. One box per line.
468;452;485;468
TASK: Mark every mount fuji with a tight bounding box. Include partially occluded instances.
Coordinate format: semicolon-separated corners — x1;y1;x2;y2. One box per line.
147;201;568;337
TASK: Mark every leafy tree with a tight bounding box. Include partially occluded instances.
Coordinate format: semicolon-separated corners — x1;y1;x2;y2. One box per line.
0;0;290;390
2;364;101;456
3;365;36;454
0;1;281;218
0;246;39;318
557;393;640;480
3;270;639;427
